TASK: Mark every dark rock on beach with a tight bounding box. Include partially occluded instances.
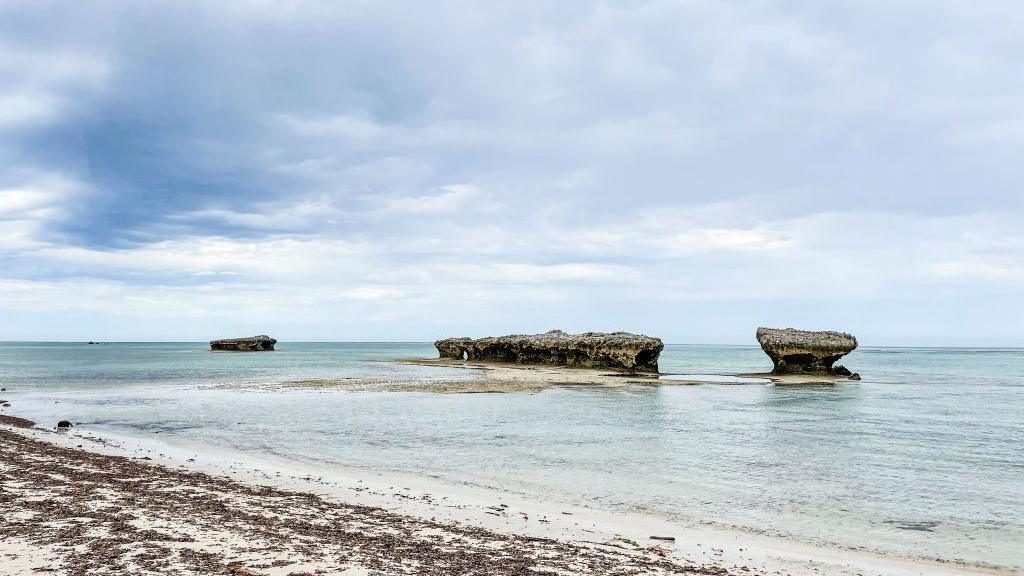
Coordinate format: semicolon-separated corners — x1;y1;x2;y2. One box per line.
0;415;34;428
57;420;72;429
756;327;857;375
435;330;663;372
210;335;277;351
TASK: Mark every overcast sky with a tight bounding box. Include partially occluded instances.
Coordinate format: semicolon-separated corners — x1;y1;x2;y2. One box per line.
1;1;1022;345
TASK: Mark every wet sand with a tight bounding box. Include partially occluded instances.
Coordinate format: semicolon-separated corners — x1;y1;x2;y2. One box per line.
398;359;847;389
215;360;660;393
212;359;845;393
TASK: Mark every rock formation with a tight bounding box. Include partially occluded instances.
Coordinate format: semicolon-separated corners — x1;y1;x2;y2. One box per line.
435;330;663;372
755;327;857;375
209;335;277;351
436;337;474;360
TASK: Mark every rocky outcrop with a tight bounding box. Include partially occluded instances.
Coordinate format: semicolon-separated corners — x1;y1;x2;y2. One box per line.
756;327;857;375
210;335;277;351
436;337;473;360
434;330;663;372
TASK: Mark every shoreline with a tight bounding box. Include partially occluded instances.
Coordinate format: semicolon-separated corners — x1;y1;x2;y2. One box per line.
1;422;709;576
2;419;1015;576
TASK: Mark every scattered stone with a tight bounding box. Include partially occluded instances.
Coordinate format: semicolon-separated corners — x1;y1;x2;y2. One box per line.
210;335;277;351
755;327;857;375
650;536;676;541
57;420;73;430
849;373;862;380
435;330;663;372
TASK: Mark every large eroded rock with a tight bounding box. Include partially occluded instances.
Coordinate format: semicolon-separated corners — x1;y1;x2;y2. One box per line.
210;335;277;351
435;330;663;372
756;327;857;374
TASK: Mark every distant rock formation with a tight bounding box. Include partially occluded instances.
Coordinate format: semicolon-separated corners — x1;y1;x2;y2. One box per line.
756;327;857;375
435;330;663;372
210;335;277;351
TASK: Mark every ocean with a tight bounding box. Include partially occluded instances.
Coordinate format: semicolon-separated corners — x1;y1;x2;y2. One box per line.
1;342;1020;570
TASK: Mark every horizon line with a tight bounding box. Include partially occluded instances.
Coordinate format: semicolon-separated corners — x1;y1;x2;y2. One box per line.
1;340;1022;350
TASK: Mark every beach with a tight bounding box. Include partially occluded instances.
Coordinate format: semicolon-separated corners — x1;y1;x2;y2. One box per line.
2;419;1013;576
1;421;706;575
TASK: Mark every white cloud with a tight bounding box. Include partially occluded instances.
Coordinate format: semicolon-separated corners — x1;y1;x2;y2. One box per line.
32;236;369;279
381;184;485;215
924;261;1016;280
174;196;348;229
0;42;109;129
0;172;87;251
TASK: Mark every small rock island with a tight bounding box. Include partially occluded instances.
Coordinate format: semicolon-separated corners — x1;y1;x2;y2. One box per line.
435;330;663;372
210;335;277;351
756;327;857;375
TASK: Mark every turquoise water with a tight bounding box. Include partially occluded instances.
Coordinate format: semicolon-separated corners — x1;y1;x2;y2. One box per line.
1;342;1021;569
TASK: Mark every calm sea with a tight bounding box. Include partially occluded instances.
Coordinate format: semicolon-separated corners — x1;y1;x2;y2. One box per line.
1;342;1021;569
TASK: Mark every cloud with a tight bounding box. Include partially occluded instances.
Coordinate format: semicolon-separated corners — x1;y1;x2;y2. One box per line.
925;261;1014;280
381;184;486;215
173;196;348;231
0;0;1022;343
0;41;109;129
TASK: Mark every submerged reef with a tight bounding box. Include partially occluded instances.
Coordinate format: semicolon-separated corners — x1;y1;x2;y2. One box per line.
435;330;663;372
755;327;857;375
209;335;277;351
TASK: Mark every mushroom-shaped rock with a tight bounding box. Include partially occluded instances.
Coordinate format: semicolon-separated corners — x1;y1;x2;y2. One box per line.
756;327;857;375
435;330;663;372
210;335;277;351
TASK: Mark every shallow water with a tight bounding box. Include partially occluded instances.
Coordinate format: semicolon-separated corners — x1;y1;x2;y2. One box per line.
1;342;1021;569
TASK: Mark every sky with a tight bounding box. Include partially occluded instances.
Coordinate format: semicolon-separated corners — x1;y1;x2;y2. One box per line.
1;1;1022;345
